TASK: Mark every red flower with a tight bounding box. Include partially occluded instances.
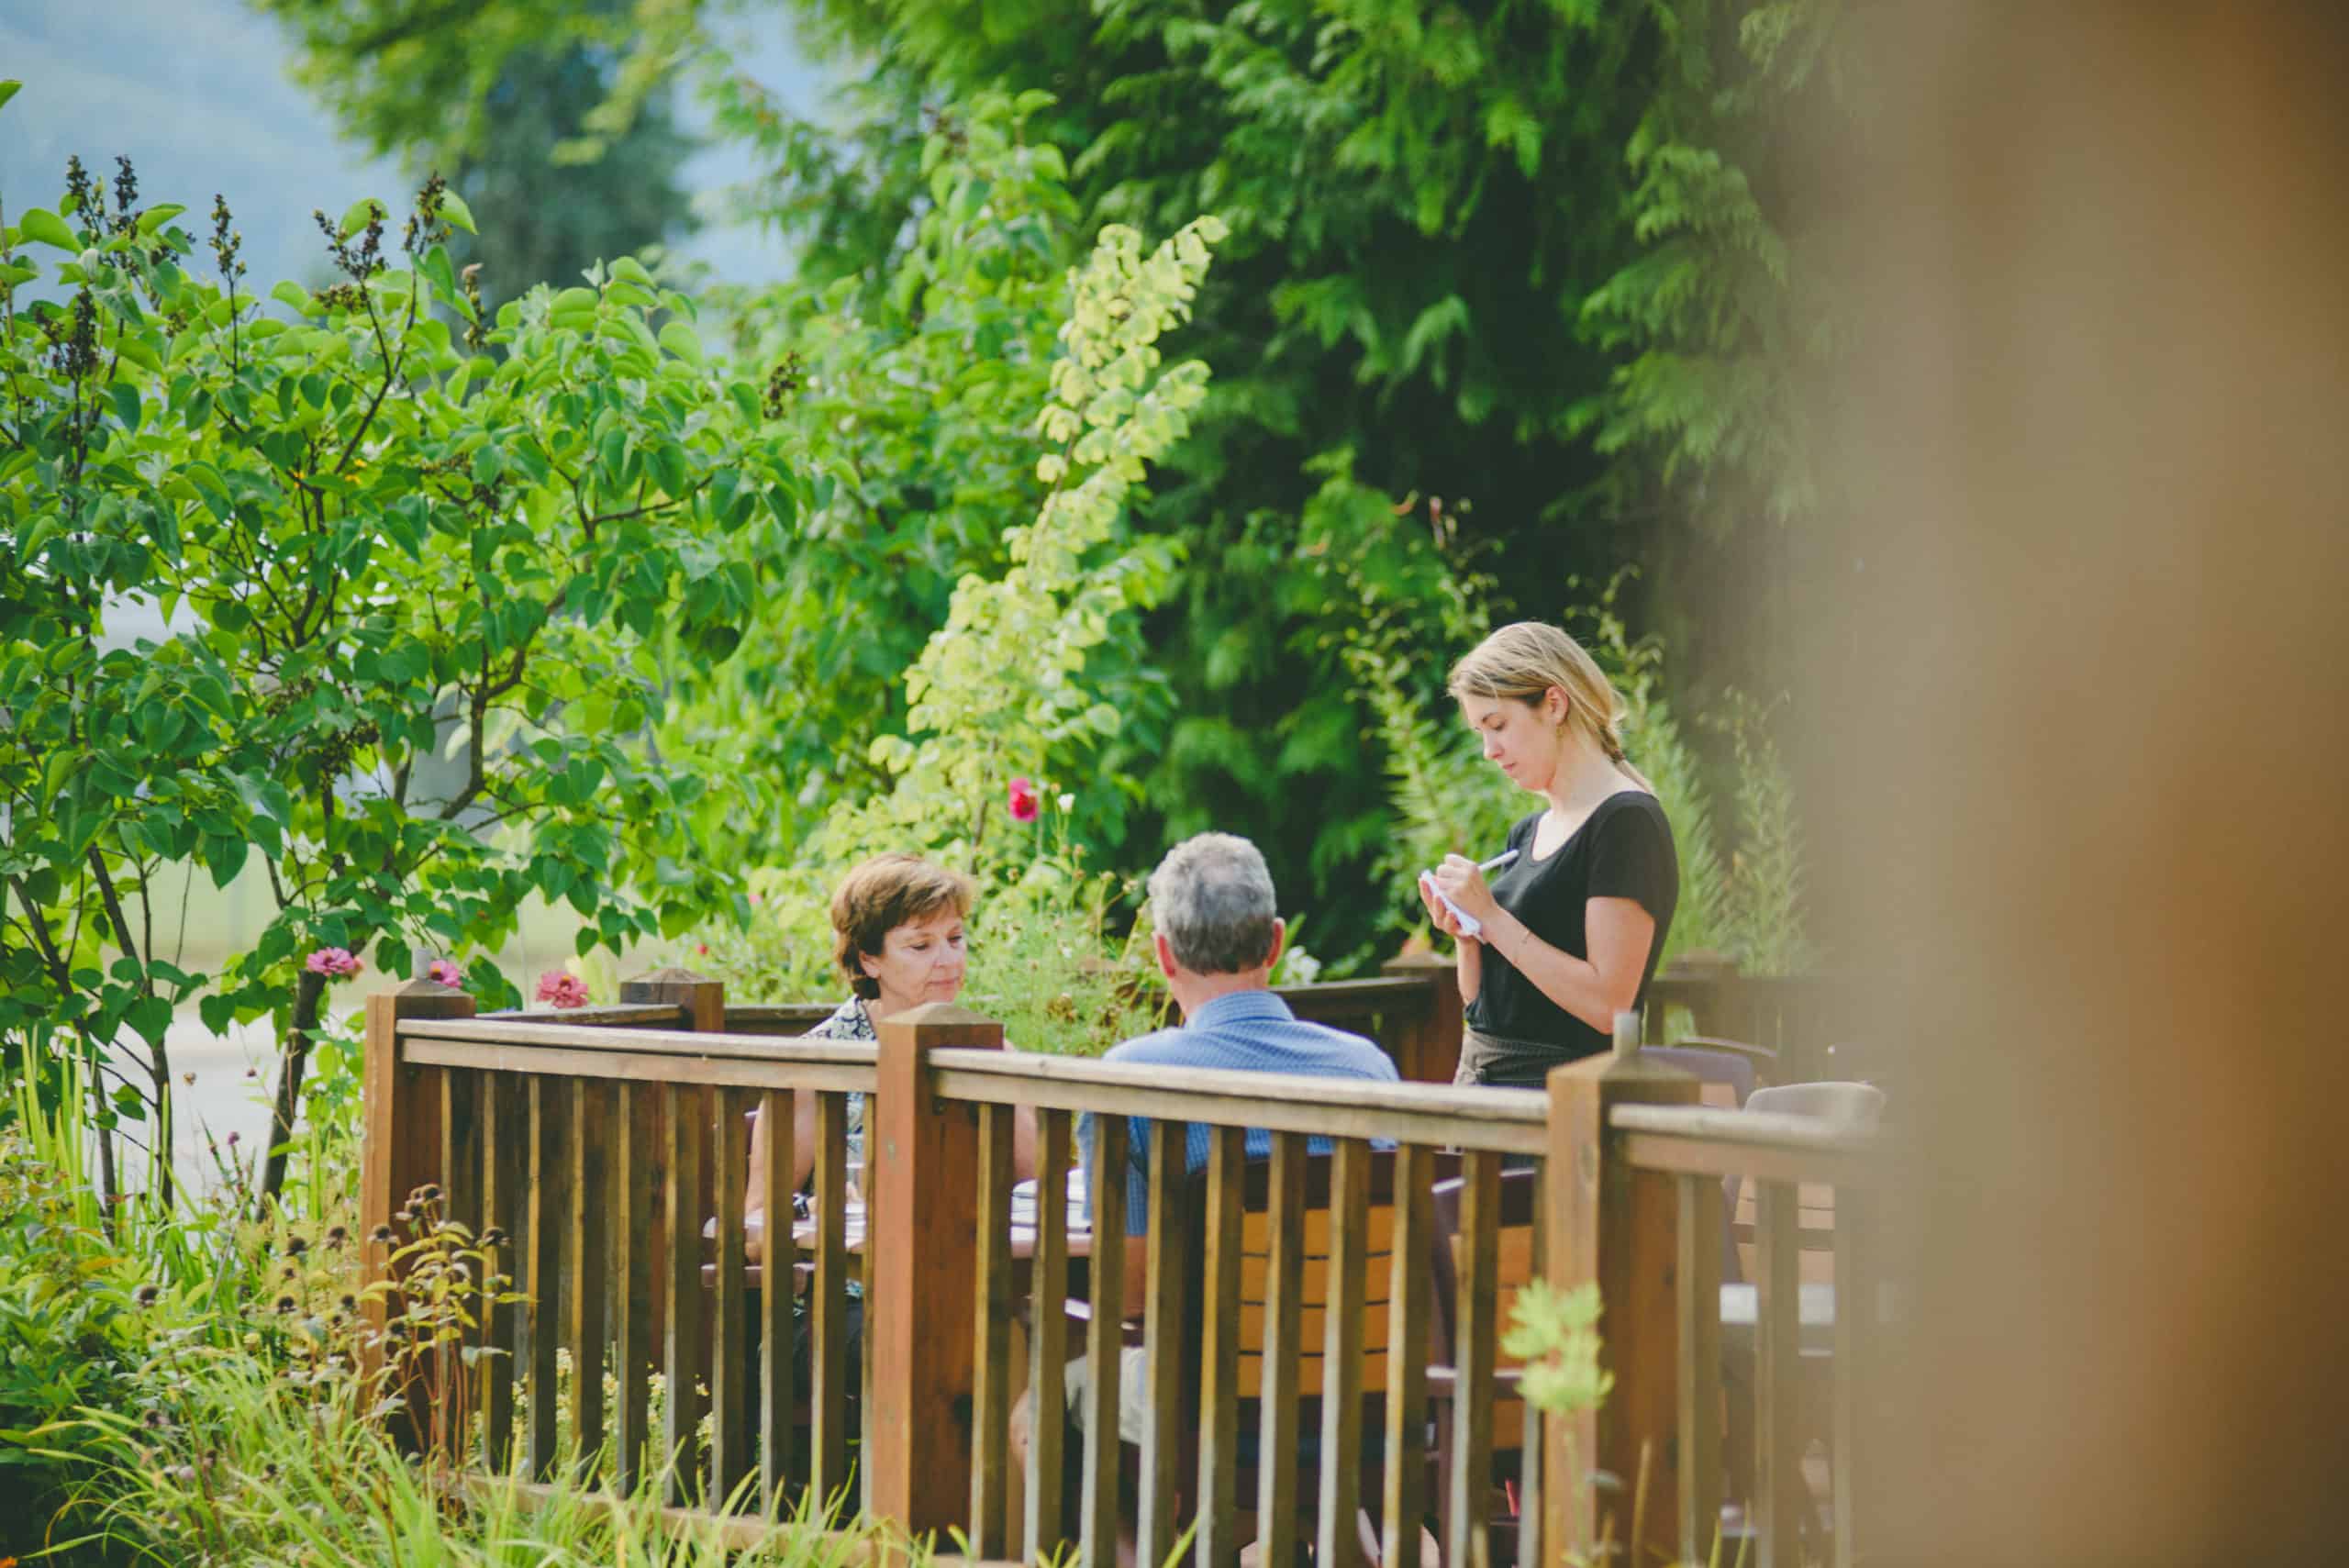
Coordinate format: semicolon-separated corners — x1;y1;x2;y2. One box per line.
535;971;590;1009
305;947;362;979
1008;776;1041;824
426;959;463;989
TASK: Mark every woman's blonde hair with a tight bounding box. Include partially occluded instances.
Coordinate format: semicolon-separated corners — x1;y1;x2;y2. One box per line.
1448;620;1649;785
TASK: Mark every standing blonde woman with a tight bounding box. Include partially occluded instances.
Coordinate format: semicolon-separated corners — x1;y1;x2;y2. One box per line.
1419;621;1679;1086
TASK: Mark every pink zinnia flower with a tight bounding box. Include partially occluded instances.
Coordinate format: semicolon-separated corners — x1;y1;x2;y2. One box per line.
1007;775;1041;824
305;947;362;979
426;959;463;989
535;970;590;1009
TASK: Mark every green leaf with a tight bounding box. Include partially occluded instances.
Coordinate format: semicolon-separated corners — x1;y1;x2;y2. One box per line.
440;191;477;235
338;197;386;240
116;336;161;374
127;995;173;1049
204;833;248;888
271;280;313;315
17;207;75;250
646;441;686;498
657;320;705;367
0;80;19;115
136;203;186;236
107;383;142;432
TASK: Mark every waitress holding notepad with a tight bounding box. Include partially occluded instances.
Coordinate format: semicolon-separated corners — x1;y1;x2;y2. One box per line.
1418;621;1680;1087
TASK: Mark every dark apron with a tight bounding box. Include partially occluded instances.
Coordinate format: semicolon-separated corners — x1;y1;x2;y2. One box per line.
1453;1026;1579;1089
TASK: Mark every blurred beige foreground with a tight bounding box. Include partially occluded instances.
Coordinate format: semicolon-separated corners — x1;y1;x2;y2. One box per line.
1802;6;2349;1561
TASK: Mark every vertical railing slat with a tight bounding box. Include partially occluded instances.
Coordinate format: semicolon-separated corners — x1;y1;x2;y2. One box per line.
438;1067;484;1462
1138;1118;1190;1568
807;1090;851;1511
1196;1124;1247;1568
1255;1132;1308;1568
1831;1186;1867;1568
1676;1173;1725;1564
1449;1149;1500;1568
969;1102;1015;1555
1519;1164;1548;1568
1079;1114;1129;1566
710;1086;752;1502
612;1080;657;1494
1316;1137;1372;1568
567;1078;610;1482
1753;1179;1804;1568
860;1129;876;1519
1024;1106;1072;1561
481;1072;524;1473
525;1074;567;1479
663;1082;710;1506
1383;1143;1433;1568
758;1088;797;1512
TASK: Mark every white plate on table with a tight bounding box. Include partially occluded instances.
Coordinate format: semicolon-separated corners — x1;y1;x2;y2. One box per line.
1009;1168;1090;1233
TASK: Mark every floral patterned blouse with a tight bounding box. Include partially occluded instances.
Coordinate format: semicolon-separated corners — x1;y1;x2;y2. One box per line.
805;995;874;1170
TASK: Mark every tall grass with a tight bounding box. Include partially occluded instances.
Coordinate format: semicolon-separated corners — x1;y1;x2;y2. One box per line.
59;1341;896;1567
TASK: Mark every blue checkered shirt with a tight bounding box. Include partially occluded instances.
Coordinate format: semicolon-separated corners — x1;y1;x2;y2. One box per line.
1077;988;1398;1237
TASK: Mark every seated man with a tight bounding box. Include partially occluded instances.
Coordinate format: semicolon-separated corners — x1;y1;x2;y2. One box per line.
1010;832;1397;1541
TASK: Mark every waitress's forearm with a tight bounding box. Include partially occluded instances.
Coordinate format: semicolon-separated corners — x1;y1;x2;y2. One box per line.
1455;936;1483;1006
1480;909;1625;1035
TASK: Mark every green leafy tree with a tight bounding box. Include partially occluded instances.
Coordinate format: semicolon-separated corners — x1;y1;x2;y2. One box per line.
256;0;1854;966
259;0;700;314
656;92;1184;865
0;143;790;1204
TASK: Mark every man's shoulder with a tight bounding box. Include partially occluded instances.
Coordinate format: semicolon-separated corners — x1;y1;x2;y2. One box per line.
1101;1028;1212;1068
1293;1021;1403;1082
1105;1018;1398;1081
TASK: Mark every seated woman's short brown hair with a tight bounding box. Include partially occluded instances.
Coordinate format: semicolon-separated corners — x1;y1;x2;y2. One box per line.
829;853;976;999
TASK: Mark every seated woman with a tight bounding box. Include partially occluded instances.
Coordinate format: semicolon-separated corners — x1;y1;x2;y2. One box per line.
743;851;1031;1252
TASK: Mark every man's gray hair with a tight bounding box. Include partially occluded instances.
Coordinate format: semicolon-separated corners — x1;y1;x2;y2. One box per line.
1148;832;1279;975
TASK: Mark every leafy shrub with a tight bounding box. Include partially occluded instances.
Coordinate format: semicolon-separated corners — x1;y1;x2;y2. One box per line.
0;1129;148;1552
681;209;1230;1051
1;128;794;1207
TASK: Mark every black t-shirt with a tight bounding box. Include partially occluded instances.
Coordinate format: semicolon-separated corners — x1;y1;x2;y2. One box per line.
1462;791;1679;1065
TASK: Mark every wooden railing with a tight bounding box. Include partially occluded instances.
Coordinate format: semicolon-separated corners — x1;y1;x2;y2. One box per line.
1642;966;1861;1086
1598;1098;1884;1568
360;964;1883;1565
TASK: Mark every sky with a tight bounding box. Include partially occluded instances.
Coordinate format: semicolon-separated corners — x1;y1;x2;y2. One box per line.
0;0;835;290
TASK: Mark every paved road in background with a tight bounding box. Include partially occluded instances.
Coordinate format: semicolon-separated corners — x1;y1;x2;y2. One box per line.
103;1013;279;1195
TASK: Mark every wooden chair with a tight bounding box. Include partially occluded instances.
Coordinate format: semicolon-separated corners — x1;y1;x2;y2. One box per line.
1174;1146;1406;1557
1428;1167;1537;1565
1724;1081;1885;1552
1041;1144;1413;1562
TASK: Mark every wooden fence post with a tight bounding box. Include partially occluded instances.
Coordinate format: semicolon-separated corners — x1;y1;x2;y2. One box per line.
361;976;476;1450
1541;1027;1698;1562
867;1003;1004;1538
620;964;727;1033
1380;951;1464;1084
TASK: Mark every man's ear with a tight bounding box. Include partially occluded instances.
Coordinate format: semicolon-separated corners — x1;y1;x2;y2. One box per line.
1262;917;1286;973
1153;929;1179;980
